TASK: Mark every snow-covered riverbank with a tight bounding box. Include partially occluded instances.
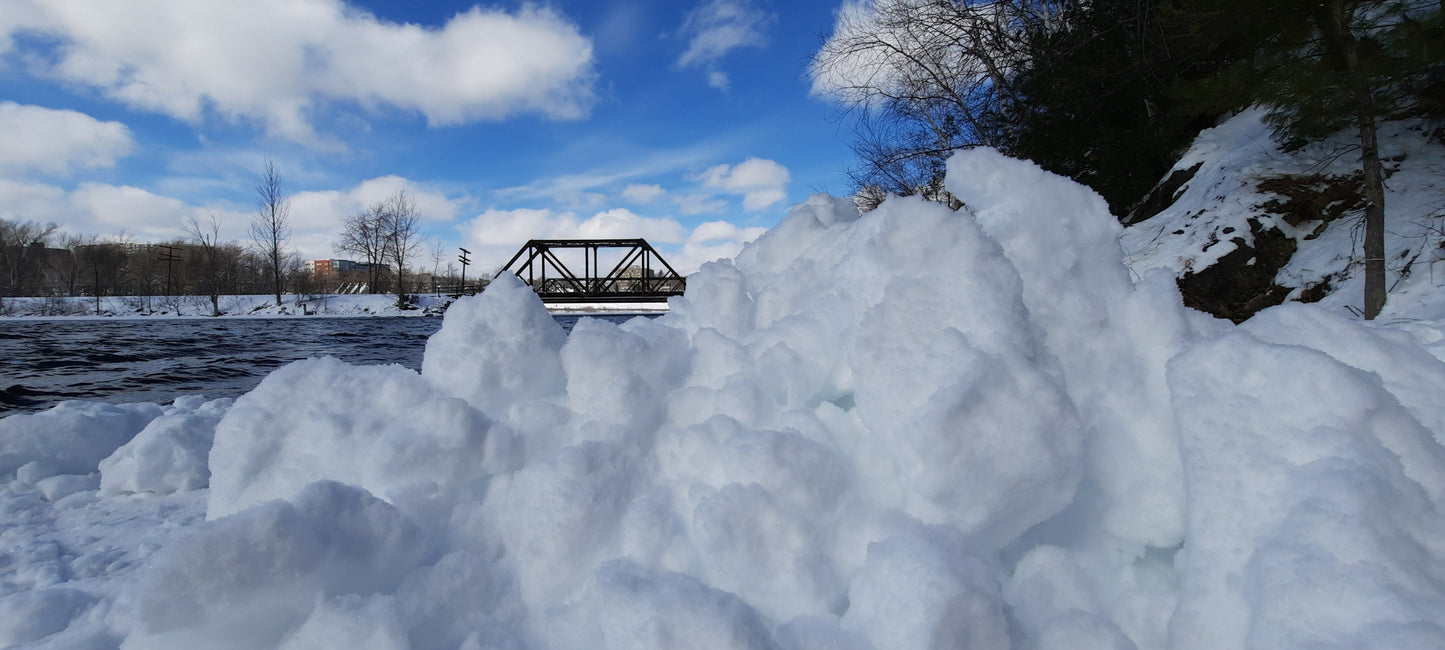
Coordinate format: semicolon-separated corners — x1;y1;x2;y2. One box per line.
4;149;1445;649
0;293;670;319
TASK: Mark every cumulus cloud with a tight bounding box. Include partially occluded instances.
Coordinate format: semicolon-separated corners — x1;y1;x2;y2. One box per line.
621;184;666;204
291;176;463;232
676;0;772;87
459;206;686;270
0;178;249;242
0;103;133;175
693;157;790;210
0;179;71;224
3;0;595;144
672;220;768;273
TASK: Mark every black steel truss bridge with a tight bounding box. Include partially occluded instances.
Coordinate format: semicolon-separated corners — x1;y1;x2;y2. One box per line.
498;239;686;303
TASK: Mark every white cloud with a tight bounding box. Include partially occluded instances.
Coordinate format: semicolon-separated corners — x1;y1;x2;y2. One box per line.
0;103;133;175
287;176;464;257
0;179;71;224
0;174;459;262
707;70;730;90
4;1;596;144
459;206;686;270
0;178;250;242
677;0;772;70
556;191;609;210
70;183;195;236
672;193;728;215
671;220;767;274
621;183;666;204
694;157;790;210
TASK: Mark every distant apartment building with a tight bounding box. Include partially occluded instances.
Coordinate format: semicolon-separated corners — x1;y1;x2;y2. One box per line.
305;259;370;275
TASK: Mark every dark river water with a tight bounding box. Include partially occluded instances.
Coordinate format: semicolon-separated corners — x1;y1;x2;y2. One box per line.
0;314;642;414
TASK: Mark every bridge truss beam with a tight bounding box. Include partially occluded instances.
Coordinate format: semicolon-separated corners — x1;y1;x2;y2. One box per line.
498;239;686;303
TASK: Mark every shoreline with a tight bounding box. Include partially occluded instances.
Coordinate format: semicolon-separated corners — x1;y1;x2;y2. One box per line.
0;293;671;320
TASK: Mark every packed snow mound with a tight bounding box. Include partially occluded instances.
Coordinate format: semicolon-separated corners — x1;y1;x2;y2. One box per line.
5;147;1445;649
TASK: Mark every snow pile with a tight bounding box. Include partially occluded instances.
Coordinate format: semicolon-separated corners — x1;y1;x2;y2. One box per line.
4;148;1445;649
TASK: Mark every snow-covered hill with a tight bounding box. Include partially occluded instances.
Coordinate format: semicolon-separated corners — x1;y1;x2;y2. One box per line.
2;148;1444;649
1122;107;1445;334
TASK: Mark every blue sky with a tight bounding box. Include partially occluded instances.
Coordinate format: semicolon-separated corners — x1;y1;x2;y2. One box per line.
0;0;855;273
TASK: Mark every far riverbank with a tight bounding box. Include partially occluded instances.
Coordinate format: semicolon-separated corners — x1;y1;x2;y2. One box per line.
0;293;669;319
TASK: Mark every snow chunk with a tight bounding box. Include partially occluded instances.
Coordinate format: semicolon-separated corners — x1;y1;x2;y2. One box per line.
422;272;568;419
207;357;513;521
100;396;232;495
0;586;97;647
556;560;777;650
842;532;1007;650
125;481;426;649
0;401;163;480
1167;330;1445;649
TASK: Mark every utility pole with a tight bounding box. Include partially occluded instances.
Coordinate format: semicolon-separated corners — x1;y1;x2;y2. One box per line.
458;247;471;295
156;244;183;297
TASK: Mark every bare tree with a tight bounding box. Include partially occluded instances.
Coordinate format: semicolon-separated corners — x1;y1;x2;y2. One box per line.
77;239;129;315
251;160;291;306
0;218;58;312
429;239;447;295
810;0;1055;205
380;190;423;308
56;233;90;297
184;213;227;316
335;206;388;293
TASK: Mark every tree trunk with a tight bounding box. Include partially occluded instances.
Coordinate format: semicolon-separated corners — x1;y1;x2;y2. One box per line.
1357;109;1387;319
1328;0;1387;318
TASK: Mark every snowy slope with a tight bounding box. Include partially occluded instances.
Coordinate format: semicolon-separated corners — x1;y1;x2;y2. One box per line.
1122;108;1445;334
2;149;1444;649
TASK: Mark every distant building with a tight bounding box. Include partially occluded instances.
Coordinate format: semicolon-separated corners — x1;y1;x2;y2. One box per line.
305;259;369;274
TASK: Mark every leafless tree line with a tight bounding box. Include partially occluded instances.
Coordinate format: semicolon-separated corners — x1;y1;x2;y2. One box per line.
1;161;458;314
0;215;289;314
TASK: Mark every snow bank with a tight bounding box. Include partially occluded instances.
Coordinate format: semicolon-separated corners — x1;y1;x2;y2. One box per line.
6;146;1445;649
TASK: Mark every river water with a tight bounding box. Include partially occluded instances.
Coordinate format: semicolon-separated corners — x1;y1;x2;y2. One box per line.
0;314;643;414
